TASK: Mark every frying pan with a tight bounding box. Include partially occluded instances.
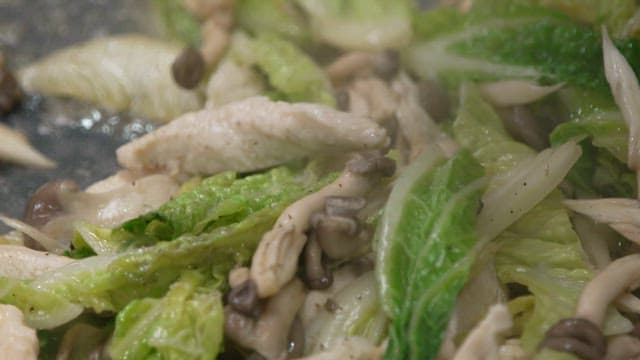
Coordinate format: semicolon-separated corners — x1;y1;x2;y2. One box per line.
0;0;436;225
0;0;158;223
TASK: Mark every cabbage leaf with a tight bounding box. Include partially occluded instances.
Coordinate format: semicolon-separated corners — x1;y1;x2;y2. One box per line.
249;34;335;106
19;35;203;122
0;167;333;327
236;0;311;45
406;6;640;95
452;85;630;356
472;0;637;38
376;148;485;360
151;0;201;46
108;271;223;360
550;89;636;198
295;0;412;51
112;165;331;248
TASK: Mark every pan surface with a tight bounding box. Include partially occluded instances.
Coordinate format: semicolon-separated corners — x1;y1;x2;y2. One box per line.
0;0;156;223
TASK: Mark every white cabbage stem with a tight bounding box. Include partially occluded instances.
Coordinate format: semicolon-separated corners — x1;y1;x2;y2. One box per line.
477;141;581;243
0;216;62;254
0;245;71;280
0;123;55;169
564;198;640;245
602;27;640;192
452;304;513;360
576;254;640;327
479;80;564;107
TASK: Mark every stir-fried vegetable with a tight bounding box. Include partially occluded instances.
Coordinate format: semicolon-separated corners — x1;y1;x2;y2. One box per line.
108;271;223;359
248;34;335;106
453;84;632;356
376;149;485;359
9;0;640;359
18;35;203;122
296;0;413;51
407;5;640;93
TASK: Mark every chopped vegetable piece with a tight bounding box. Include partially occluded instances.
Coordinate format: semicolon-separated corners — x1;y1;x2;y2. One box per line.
376;148;485;360
296;0;412;51
452;84;631;356
406;6;640;95
150;0;202;46
236;0;311;45
108;271;224;360
18;35;203;122
249;34;335;106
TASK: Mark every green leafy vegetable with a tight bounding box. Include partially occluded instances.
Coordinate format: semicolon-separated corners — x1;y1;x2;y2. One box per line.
249;34;335;106
406;6;640;94
550;89;636;197
236;0;311;45
18;35;203;122
114;166;322;248
472;0;637;38
376;148;485;360
452;84;631;356
108;271;223;360
0;277;84;329
151;0;202;46
0;169;333;327
296;0;412;51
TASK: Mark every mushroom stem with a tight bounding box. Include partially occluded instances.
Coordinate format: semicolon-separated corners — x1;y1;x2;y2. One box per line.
452;304;513;360
224;279;306;360
576;254;640;327
303;234;332;290
250;154;392;298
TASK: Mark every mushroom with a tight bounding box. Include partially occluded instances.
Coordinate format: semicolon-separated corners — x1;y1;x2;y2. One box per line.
171;0;234;89
372;51;400;81
227;279;260;316
576;254;640;327
224;279;306;360
291;337;382;360
541;254;640;359
325;52;376;85
308;196;371;260
346;77;399;124
171;46;205;89
452;304;513;360
23;179;78;250
564;198;640;246
605;335;640;359
302;234;333;290
299;260;371;328
250;152;394;298
497;339;527;360
541;318;606;360
287;316;305;358
325;51;399;86
0;54;23;114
